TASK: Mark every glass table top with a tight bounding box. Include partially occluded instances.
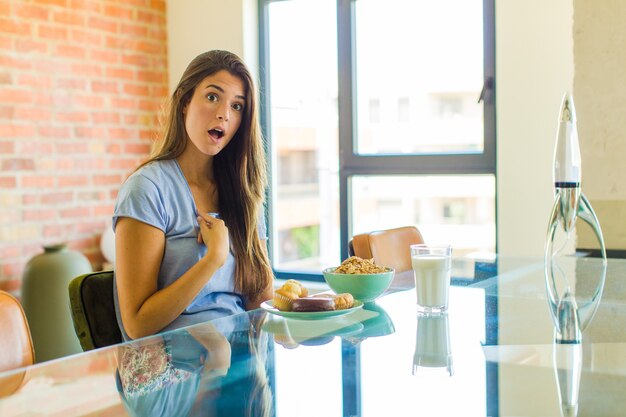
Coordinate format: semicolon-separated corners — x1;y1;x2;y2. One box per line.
1;255;625;416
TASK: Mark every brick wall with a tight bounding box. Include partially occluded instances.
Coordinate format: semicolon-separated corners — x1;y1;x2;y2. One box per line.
0;0;168;294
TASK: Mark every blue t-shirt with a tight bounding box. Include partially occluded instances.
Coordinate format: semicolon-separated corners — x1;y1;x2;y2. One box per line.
112;159;266;340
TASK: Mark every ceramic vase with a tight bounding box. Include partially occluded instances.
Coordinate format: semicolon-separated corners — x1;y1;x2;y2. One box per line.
21;243;93;362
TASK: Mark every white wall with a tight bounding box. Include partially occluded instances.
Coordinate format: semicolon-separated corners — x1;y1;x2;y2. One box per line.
574;1;626;251
496;0;574;257
166;0;259;93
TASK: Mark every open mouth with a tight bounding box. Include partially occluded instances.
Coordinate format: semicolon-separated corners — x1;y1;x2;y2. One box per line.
208;128;224;140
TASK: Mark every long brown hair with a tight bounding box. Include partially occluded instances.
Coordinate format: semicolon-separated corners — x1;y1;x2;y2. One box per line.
142;50;273;302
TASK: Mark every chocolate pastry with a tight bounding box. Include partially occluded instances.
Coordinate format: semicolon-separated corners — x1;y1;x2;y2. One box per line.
291;297;335;312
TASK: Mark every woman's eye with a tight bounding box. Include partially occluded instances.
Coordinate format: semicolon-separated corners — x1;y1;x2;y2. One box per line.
206;93;218;102
232;103;244;112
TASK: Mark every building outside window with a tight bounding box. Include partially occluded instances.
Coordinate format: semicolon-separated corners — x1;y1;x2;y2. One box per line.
260;0;495;278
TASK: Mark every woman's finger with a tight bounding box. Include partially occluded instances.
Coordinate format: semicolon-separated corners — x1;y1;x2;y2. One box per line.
197;215;213;229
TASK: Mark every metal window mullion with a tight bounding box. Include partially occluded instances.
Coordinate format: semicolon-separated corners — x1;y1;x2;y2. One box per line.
337;0;356;261
344;154;496;174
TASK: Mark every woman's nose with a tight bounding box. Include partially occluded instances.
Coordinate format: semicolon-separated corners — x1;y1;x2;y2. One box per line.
216;104;229;121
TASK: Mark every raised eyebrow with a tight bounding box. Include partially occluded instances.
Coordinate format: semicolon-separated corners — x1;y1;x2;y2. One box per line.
205;84;246;101
205;84;224;93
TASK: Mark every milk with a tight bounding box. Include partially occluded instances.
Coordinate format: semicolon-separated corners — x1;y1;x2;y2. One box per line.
412;255;451;312
413;313;452;375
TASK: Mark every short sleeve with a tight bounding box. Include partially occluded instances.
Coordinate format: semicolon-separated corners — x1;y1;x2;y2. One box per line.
113;173;168;232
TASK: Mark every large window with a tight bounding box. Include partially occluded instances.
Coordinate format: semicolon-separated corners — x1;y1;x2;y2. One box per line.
260;0;495;278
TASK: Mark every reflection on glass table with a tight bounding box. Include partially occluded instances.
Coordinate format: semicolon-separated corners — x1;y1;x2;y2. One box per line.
413;312;453;377
2;256;626;417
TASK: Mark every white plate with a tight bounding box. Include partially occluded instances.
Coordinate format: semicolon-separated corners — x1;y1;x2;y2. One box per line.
260;300;363;320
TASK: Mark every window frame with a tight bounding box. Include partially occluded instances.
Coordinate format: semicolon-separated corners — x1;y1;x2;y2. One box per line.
259;0;496;280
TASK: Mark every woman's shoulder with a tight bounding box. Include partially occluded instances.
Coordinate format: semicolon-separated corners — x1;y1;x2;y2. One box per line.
130;159;179;182
122;160;184;192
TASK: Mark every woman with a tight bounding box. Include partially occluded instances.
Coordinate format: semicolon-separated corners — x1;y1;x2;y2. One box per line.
113;50;274;340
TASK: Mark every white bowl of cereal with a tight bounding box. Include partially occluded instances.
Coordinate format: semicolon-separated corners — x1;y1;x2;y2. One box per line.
322;256;395;303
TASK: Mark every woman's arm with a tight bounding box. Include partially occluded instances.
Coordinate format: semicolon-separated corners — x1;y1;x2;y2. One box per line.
115;214;229;339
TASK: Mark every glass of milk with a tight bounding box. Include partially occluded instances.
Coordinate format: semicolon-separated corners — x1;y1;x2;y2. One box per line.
412;312;453;376
410;244;452;314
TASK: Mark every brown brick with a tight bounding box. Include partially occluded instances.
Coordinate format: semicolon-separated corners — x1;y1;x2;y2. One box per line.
110;97;135;109
21;175;55;188
69;0;101;14
93;204;114;217
0;55;32;70
17;141;53;154
16;74;53;89
14;107;52;121
70;28;102;46
43;223;74;238
123;83;149;96
0;18;32;36
92;80;119;94
0;279;21;293
58;176;89;187
110;158;138;170
88;48;119;64
56;44;87;59
60;206;90;218
0;177;16;188
55;142;88;153
38;24;69;40
137;70;165;83
75;126;107;139
14;38;48;54
124;143;150;154
105;66;134;81
150;0;166;13
14;3;50;21
103;5;134;20
56;111;90;123
0;88;35;104
23;209;56;221
76;190;107;201
93;174;121;185
120;23;148;38
138;99;160;111
71;63;103;78
56;78;87;90
22;194;39;205
0;141;14;153
2;158;35;170
88;16;118;33
137;10;164;25
73;94;105;108
0;124;37;138
34;0;68;7
76;220;106;234
92;112;120;124
53;10;86;26
121;53;149;67
0;106;15;118
0;245;21;259
0;2;10;16
38;125;71;138
108;127;135;140
41;191;73;205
